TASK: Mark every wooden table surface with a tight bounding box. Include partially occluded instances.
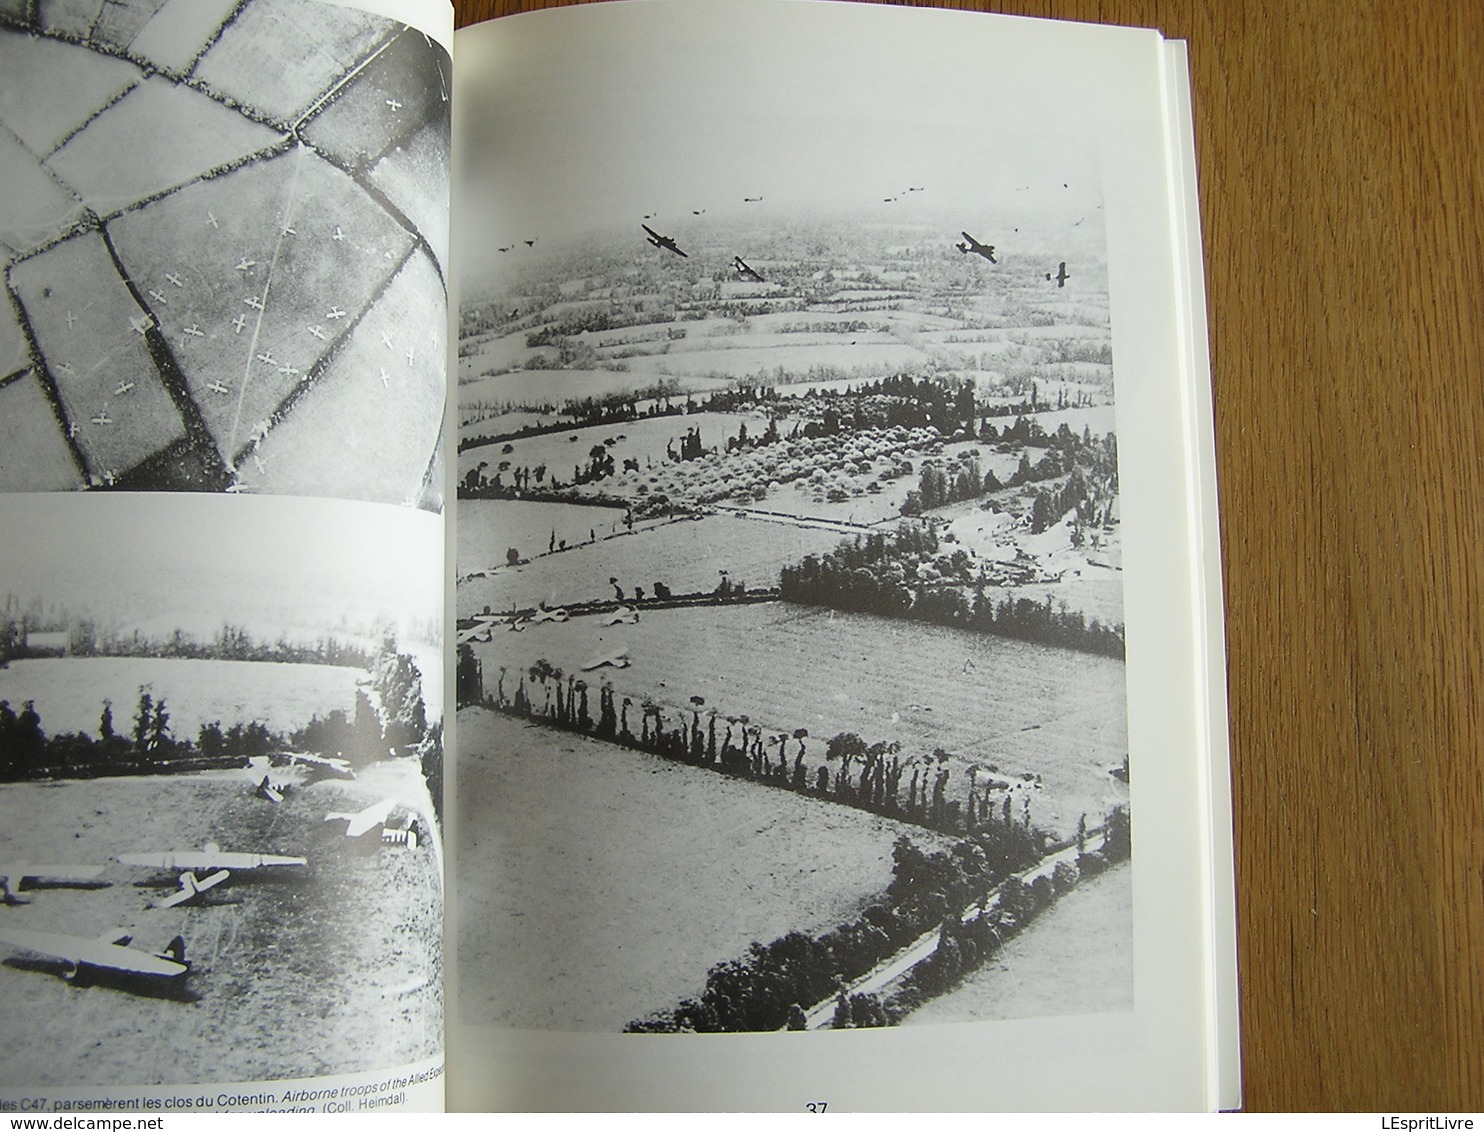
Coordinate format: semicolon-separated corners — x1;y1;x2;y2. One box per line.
453;0;1484;1111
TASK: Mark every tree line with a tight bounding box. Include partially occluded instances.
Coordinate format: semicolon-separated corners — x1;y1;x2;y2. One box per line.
2;615;372;670
779;524;1125;658
0;639;440;816
458;645;1067;837
627;806;1130;1033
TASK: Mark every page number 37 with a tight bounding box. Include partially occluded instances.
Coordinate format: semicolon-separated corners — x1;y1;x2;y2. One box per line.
805;1102;828;1113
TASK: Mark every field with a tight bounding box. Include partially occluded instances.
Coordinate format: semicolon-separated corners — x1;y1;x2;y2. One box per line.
0;373;85;490
457;410;772;487
0;7;449;504
470;602;1128;840
457;514;845;613
459;499;634;570
900;861;1132;1025
0;657;366;742
454;708;953;1031
0;759;441;1087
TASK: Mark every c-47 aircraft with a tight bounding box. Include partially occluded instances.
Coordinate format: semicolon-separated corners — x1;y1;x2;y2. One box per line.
0;926;189;988
1047;261;1071;287
956;232;997;263
642;224;688;258
0;865;107;905
732;256;764;282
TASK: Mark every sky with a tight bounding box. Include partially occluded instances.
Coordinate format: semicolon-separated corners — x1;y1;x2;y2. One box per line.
450;0;1156;283
0;493;442;644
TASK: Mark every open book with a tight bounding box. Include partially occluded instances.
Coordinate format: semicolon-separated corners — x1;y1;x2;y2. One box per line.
0;0;1236;1113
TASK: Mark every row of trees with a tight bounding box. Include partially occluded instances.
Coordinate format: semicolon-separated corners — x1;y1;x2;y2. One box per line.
0;640;440;818
626;809;1128;1033
460;646;1056;837
0;687;273;781
779;525;1125;658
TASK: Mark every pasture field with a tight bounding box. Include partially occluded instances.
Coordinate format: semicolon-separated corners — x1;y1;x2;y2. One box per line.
454;708;954;1031
248;245;445;504
192;2;391;125
459;499;633;571
470;602;1128;840
0;31;137;154
0;759;441;1087
44;75;277;214
0;657;366;742
457;514;845;614
619;341;927;379
458;411;772;488
0;373;85;490
10;231;187;478
108;148;416;464
901;861;1132;1025
456;368;730;410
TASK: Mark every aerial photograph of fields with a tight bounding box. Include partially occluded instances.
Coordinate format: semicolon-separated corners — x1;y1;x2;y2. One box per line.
453;4;1134;1035
0;0;448;508
0;493;443;1087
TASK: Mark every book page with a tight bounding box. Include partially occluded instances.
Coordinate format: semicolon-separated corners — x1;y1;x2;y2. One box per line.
447;0;1229;1112
0;0;452;1114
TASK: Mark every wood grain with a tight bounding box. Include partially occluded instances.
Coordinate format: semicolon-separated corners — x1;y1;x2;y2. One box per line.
452;0;1484;1111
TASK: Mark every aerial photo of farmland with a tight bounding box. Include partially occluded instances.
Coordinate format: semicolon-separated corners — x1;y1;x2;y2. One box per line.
453;3;1134;1035
0;0;448;508
0;493;444;1088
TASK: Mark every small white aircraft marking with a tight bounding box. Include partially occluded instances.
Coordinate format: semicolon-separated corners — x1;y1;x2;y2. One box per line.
379;368;390;388
326;306;346;320
207;211;219;228
278;363;299;377
529;607;569;624
306;324;326;340
232;313;248;333
380;330;394;349
235;257;256;272
55;361;74;376
129;314;152;336
332;226;345;241
207;380;231;395
405;345;415;367
385;99;402;111
255;350;276;366
280;223;296;236
148;289;168;305
91;409;112;426
244;296;265;311
65;310;76;330
165;273;185;288
66;421;79;438
113;381;134;396
183;324;204;338
253;453;267;475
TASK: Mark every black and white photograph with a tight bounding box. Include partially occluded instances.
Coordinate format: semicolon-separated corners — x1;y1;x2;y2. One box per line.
0;0;449;509
0;491;443;1087
452;2;1132;1036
